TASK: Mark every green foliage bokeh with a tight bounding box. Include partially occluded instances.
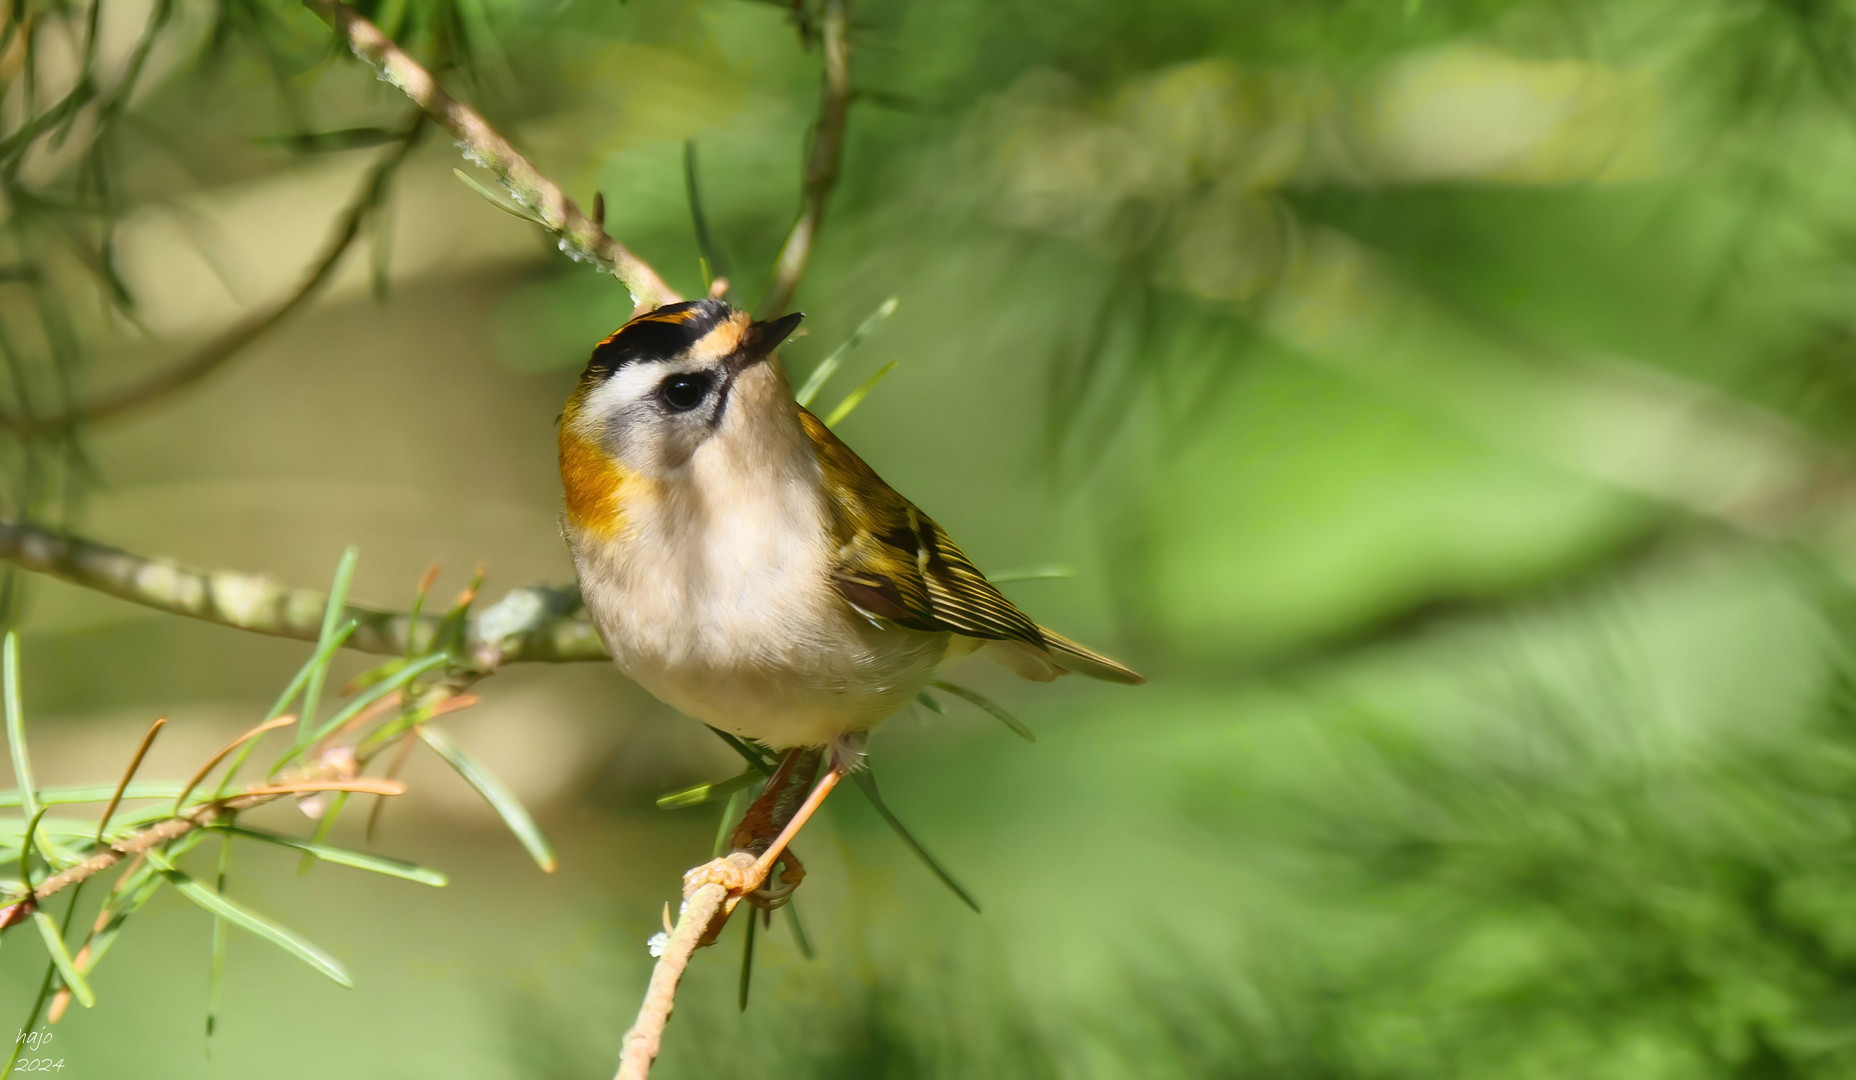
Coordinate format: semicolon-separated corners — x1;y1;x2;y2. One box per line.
3;0;1856;1076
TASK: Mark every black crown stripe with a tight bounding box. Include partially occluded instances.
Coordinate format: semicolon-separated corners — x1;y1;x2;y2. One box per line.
585;299;732;375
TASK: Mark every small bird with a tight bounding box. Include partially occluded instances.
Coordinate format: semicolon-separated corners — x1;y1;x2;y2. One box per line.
559;298;1141;891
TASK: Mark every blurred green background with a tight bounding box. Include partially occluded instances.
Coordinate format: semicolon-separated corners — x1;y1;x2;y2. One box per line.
5;0;1856;1075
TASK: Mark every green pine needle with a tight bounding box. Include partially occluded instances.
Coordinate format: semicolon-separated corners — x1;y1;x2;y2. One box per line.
429;566;487;656
822;359;898;427
266;621;359;723
206;833;232;1042
713;787;750;859
931;679;1036;743
81;833;203;979
0;783;183;808
31;911;93;1009
298;548;360;743
343;656;410;696
211;824;448;886
703;727;777;775
4;633;34;823
738;908;757;1012
218;621;358;797
849;769;981;913
795;295;899;407
783;900;814;960
656;768;760;810
296;791;350;875
16;805;45;890
452;168;546;226
272;652;449;775
147;851;354;989
417;726;557;873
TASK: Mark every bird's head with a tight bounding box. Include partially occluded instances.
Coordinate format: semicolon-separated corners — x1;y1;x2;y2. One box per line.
560;299;806;484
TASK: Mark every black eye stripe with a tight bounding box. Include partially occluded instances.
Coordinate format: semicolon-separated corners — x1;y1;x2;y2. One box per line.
709;367;744;428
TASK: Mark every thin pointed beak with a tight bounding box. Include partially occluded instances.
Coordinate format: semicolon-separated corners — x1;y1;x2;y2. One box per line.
751;312;804;355
727;312;804;374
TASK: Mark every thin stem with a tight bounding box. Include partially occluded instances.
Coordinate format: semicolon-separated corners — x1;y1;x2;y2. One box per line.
760;0;852;318
614;755;836;1079
0;116;428;434
18;777;406;906
301;0;680;312
682;141;727;286
614;878;733;1080
32;715;168;1029
4;938;58;1077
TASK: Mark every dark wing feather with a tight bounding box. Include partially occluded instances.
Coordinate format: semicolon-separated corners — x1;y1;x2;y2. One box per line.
800;408;1045;648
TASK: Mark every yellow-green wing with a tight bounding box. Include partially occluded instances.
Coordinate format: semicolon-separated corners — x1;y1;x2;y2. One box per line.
800;409;1045;647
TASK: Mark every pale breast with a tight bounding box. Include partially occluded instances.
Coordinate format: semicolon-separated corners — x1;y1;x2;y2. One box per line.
566;444;948;748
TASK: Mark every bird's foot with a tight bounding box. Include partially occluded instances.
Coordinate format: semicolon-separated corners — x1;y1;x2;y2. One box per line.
681;846;806;910
684;753;844;945
683;852;759;899
746;846;805;908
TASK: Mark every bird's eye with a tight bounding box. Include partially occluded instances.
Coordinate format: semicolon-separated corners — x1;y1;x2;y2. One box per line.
658;373;711;412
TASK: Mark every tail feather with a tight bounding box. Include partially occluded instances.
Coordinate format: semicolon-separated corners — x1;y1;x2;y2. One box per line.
1036;627;1145;685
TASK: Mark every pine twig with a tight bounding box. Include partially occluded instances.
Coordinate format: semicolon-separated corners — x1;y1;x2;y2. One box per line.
300;0;681;312
0;517;608;665
614;749;824;1079
0;115;428;435
14;776;406;909
614;868;742;1080
759;0;852;318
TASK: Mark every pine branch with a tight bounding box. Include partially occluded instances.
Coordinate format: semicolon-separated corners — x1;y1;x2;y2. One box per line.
0;116;428;435
614;748;825;1079
300;0;682;312
0;517;608;665
614;867;739;1080
14;776;406;910
760;0;852;318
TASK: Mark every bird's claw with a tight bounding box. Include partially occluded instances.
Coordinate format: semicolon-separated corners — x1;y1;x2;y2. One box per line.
680;845;806;911
683;852;757;899
744;847;806;909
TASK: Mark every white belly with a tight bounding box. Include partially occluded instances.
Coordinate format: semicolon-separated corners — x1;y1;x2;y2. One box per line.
610;619;946;748
581;570;947;748
566;458;948;748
